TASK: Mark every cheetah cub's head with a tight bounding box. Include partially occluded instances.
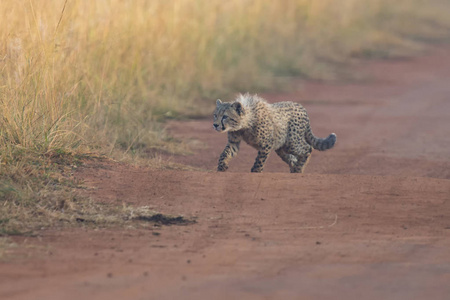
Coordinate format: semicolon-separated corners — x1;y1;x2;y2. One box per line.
213;99;245;133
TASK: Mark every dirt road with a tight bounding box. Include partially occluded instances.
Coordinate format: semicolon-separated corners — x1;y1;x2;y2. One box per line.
1;47;450;300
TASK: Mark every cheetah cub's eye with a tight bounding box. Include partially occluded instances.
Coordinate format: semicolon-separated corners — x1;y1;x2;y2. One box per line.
222;115;228;120
213;114;217;119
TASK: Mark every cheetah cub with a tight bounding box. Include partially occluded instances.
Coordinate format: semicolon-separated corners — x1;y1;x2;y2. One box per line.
213;93;336;173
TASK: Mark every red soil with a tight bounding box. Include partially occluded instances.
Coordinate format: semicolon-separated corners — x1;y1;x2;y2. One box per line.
1;47;450;300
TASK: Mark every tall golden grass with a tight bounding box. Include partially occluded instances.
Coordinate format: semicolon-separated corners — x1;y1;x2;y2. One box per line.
1;0;450;163
1;0;450;226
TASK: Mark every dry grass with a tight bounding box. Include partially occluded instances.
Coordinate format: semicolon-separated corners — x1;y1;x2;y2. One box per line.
0;156;194;235
0;237;17;260
2;0;450;157
1;0;450;235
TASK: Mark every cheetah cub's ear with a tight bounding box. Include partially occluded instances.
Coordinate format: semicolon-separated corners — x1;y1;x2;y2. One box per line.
216;99;222;106
231;101;244;116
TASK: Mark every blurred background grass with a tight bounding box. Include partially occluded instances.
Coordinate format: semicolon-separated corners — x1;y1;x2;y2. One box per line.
1;0;450;233
2;0;450;161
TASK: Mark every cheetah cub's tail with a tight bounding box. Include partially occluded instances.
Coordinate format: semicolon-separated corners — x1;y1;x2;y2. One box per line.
305;124;336;151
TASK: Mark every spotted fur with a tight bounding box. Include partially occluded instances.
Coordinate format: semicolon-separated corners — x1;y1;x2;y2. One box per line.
213;93;336;173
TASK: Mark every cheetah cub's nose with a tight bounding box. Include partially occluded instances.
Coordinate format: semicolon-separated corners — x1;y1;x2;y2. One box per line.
213;124;219;129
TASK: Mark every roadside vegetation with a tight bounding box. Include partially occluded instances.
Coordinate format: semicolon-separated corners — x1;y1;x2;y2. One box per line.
1;0;450;235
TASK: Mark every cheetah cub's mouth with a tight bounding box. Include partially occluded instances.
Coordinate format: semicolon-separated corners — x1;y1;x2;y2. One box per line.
213;123;225;132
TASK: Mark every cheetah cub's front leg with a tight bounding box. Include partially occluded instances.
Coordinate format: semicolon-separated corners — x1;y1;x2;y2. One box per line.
217;133;241;172
250;149;271;173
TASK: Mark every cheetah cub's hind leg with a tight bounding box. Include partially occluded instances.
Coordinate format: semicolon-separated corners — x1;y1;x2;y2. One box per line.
289;145;312;173
291;152;311;173
275;148;298;172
